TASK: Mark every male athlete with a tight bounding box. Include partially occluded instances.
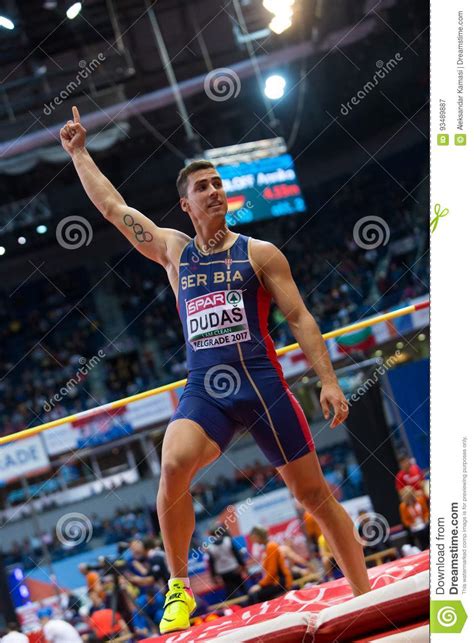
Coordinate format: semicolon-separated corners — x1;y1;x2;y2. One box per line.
61;106;370;634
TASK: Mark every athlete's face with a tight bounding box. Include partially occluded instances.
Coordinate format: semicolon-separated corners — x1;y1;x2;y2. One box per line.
181;169;228;223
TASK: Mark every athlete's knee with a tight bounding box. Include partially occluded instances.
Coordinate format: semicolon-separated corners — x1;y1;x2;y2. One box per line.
160;455;194;491
295;481;334;514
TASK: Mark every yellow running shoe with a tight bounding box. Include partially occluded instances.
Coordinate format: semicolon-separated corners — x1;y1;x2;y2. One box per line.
160;580;197;634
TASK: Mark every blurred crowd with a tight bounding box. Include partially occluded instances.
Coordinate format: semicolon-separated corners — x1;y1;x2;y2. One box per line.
2;445;365;568
0;511;394;641
1;487;429;642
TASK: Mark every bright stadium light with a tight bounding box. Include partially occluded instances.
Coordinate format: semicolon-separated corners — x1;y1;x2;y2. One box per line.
264;74;286;100
0;16;15;30
269;15;292;34
0;246;6;256
263;0;295;13
36;224;48;234
263;0;294;34
18;236;27;245
66;2;82;20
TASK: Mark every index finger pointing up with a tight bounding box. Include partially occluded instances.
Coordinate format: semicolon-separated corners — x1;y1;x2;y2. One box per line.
72;105;80;123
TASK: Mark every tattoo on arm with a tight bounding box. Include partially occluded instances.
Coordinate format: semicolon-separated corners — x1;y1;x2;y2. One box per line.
123;213;153;243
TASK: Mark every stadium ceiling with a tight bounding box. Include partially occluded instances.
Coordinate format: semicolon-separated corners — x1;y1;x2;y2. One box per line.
0;0;428;258
0;0;425;154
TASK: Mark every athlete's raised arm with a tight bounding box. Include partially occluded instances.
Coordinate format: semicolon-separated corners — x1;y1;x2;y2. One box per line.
250;238;348;429
60;105;187;267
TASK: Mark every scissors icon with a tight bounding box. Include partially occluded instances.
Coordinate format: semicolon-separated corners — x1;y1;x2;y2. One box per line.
430;203;449;233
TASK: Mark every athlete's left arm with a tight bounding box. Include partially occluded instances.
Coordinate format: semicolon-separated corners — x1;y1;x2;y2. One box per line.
251;240;348;429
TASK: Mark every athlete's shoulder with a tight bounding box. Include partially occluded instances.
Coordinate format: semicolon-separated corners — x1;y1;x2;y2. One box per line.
167;230;193;267
247;236;280;259
248;237;289;272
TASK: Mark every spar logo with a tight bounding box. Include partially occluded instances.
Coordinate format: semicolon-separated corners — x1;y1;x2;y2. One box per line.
186;290;242;315
227;291;241;306
186;292;226;315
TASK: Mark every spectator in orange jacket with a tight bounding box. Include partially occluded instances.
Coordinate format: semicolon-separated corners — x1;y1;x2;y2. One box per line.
78;564;106;601
399;486;429;551
247;526;293;604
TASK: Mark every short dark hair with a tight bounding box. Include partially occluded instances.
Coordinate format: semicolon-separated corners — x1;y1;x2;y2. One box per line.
176;160;216;197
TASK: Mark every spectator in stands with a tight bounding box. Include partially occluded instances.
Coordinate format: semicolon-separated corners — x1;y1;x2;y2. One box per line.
88;592;107;615
0;624;28;643
126;540;157;592
395;455;426;496
399;486;430;551
279;538;315;579
88;608;132;642
297;502;322;558
129;607;156;639
247;526;293;604
206;523;247;599
125;539;165;626
79;564;106;601
38;606;82;642
318;533;339;582
134;591;165;633
143;536;170;590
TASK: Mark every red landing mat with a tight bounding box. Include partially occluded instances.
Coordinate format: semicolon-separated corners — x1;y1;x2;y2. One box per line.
144;550;429;642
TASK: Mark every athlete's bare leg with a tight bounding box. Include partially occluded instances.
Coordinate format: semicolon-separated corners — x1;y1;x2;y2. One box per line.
157;419;221;578
278;451;371;596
